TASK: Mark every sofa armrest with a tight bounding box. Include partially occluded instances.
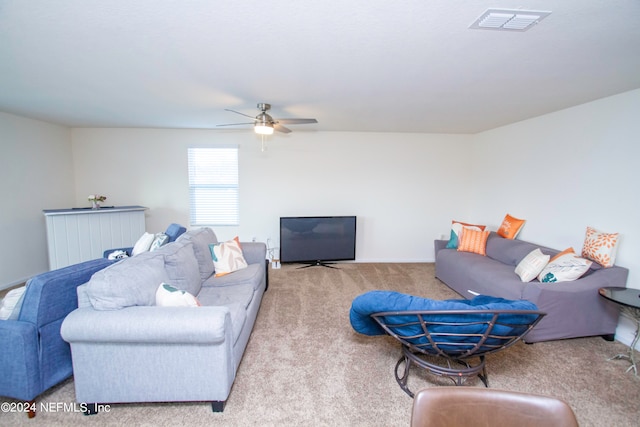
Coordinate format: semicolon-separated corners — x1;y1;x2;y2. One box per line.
240;242;267;265
434;239;448;254
61;306;230;344
0;321;40;400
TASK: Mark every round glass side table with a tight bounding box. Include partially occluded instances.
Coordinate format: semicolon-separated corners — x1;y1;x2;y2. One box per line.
599;287;640;375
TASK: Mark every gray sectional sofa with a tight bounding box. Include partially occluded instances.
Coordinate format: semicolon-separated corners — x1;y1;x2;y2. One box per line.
61;227;267;413
434;232;629;343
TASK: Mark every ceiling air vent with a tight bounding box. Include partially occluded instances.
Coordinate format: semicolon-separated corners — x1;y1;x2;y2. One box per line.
469;9;551;32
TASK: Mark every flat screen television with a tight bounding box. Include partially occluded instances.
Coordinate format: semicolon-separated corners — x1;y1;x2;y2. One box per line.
280;216;356;268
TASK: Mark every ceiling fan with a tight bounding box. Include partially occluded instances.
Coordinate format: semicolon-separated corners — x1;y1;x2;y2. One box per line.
217;103;317;135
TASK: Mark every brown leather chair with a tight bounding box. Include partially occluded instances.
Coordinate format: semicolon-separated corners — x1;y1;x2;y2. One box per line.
410;387;579;427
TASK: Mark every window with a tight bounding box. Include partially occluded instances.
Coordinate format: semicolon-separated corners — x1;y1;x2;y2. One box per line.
188;147;239;226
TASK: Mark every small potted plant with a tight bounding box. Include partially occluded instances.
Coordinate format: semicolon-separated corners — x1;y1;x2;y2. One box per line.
88;194;107;209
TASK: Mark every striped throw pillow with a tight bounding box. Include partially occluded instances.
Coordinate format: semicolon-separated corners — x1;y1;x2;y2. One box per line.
457;228;490;256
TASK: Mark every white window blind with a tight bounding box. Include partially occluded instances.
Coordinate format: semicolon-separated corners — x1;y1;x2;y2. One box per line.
188;147;239;226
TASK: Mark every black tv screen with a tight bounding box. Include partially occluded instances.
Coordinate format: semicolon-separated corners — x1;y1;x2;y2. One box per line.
280;216;356;266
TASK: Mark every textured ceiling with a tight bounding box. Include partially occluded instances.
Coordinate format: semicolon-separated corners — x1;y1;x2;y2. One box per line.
1;0;639;134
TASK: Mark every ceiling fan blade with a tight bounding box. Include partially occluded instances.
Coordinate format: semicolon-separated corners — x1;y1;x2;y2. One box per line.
274;123;292;133
276;118;318;125
224;109;258;120
216;122;256;127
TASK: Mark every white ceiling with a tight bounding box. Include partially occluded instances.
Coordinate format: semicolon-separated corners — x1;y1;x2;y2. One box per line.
1;0;639;134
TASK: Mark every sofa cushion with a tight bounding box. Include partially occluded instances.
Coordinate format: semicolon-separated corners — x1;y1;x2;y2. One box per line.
177;227;218;281
203;263;264;291
486;233;558;266
87;254;169;310
156;242;202;296
197;282;255;309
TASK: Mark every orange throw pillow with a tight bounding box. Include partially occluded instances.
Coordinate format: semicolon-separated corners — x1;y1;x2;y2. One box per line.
497;214;526;239
445;220;486;249
550;247;575;263
457;228;490;256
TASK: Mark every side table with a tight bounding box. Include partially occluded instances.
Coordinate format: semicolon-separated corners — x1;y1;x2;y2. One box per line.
598;287;640;375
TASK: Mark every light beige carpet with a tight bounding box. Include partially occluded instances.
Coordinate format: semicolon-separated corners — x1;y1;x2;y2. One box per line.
4;263;639;426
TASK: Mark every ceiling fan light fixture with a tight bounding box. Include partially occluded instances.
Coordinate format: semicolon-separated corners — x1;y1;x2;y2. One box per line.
254;123;274;135
219;102;316;135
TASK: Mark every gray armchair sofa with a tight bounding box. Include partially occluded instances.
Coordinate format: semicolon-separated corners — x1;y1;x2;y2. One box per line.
61;227;267;413
434;232;628;343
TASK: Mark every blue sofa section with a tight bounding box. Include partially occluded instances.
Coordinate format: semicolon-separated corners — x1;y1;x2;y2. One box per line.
0;258;114;412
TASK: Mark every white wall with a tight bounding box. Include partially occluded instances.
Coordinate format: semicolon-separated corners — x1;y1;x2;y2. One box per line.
2;87;639;313
46;89;640;267
470;89;640;348
470;89;640;287
71;129;474;262
0;112;74;288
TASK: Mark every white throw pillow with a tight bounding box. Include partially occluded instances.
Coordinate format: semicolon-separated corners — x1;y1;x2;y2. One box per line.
581;226;619;268
209;236;248;277
155;283;200;307
537;252;592;283
0;286;26;320
515;249;550;282
132;232;155;256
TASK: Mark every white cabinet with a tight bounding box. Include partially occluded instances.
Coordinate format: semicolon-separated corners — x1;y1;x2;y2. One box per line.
43;206;147;270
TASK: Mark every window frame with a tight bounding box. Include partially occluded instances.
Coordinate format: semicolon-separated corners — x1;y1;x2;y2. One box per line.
187;146;239;227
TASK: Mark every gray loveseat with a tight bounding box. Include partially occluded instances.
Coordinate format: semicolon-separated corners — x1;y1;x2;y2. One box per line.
61;227;267;413
434;232;628;343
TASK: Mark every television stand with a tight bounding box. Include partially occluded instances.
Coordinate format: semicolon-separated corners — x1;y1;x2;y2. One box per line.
296;261;339;269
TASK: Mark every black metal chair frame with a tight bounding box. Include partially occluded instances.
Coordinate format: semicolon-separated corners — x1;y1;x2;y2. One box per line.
371;309;546;397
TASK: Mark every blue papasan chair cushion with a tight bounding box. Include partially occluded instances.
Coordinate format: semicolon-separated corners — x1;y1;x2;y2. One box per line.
350;291;541;357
